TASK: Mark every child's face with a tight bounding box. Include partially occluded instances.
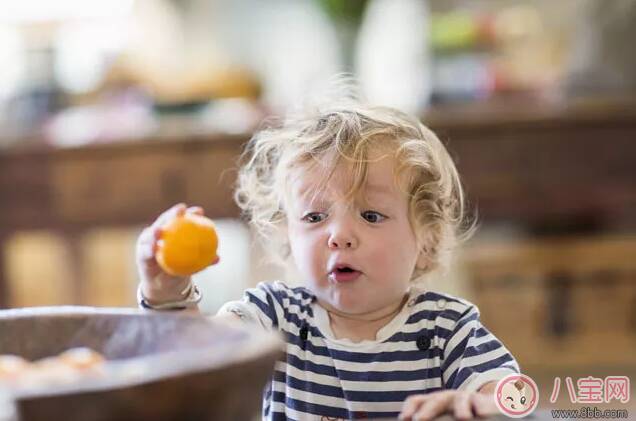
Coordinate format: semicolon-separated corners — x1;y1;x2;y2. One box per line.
286;151;422;316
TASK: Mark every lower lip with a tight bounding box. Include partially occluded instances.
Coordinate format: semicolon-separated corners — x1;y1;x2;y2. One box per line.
329;270;361;283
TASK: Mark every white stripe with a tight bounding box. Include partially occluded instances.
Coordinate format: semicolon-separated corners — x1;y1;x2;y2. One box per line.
302;333;439;354
280;361;443;392
458;367;519;392
271;380;407;414
443;315;478;360
442;339;509;384
462;344;510;367
470;332;498;348
249;284;287;328
406;298;470;320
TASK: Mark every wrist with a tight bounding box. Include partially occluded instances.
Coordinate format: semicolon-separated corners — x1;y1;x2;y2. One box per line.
137;282;201;311
141;277;192;304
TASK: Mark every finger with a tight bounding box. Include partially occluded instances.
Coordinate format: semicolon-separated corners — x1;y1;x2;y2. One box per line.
151;203;187;229
154;227;163;240
412;394;453;421
453;393;473;420
186;206;204;215
399;395;429;420
136;228;156;261
211;255;220;265
471;393;499;417
137;226;155;244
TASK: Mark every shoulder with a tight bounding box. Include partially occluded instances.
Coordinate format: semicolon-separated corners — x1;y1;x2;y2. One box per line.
407;289;480;333
250;281;316;318
253;281;315;303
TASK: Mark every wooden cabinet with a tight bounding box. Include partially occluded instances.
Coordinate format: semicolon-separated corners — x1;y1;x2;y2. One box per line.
463;237;636;369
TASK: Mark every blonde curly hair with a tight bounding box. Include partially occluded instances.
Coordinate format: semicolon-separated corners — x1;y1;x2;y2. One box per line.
235;98;474;279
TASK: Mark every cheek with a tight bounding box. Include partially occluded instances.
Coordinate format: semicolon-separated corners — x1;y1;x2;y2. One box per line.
288;227;324;271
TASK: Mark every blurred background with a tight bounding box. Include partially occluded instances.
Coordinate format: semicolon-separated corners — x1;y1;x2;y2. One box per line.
1;0;635;412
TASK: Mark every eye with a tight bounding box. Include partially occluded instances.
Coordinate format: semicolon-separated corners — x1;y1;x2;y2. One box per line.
301;212;326;223
520;396;526;405
505;397;514;401
361;210;386;223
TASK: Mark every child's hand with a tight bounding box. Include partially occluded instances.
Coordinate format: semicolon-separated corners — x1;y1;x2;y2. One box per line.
399;385;498;421
136;203;218;304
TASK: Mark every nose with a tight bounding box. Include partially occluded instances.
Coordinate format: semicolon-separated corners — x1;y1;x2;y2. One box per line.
327;217;358;250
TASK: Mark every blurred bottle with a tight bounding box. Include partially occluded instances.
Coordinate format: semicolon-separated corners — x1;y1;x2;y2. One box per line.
355;0;432;114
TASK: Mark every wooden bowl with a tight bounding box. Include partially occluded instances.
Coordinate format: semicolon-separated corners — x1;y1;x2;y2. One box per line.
0;307;282;421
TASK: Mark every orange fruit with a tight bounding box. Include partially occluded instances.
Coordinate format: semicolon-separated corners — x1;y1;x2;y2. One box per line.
156;213;219;276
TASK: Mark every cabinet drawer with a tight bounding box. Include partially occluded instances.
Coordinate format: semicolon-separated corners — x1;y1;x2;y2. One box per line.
51;152;186;225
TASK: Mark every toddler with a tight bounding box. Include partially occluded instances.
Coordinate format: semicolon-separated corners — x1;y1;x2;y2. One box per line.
136;98;520;420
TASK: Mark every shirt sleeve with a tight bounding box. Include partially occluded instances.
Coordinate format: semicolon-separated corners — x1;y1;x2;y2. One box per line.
441;304;520;393
216;281;286;331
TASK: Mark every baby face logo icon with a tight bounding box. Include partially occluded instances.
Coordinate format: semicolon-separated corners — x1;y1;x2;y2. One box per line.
495;374;539;418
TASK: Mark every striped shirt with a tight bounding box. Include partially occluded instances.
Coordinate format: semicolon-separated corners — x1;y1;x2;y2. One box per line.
218;281;519;420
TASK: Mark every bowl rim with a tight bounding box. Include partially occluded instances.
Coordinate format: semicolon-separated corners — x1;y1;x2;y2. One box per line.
0;306;283;399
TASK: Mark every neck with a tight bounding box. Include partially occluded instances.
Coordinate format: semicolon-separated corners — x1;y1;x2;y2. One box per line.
322;293;409;341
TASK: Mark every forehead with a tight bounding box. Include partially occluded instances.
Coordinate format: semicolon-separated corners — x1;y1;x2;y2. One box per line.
288;152;401;201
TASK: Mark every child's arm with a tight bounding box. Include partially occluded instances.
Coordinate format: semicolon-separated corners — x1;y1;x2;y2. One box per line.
400;301;518;420
136;203;219;314
135;204;258;325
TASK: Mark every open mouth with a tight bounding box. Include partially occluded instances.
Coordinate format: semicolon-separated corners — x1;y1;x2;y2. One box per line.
329;265;361;282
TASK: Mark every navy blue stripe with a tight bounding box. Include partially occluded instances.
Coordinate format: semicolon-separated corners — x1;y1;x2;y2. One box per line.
386;329;451;343
452;353;516;388
274;370;443;403
463;339;502;358
246;291;278;327
270;412;292;421
454;310;479;332
441;331;471;377
440;311;480;375
262;282;286;308
406;308;464;324
417;291;465;306
344;387;439;403
285;353;441;382
475;327;490;338
281;311;312;331
274;370;345;399
273;391;349;418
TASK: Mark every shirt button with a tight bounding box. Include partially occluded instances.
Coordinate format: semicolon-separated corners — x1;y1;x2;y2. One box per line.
416;335;431;351
299;326;309;341
436;299;447;309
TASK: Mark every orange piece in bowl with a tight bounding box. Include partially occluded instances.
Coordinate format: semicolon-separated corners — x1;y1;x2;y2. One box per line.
0;355;31;380
156;213;219;276
58;347;105;371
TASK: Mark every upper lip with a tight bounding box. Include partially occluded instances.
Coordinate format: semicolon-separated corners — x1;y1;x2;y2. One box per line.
328;262;361;273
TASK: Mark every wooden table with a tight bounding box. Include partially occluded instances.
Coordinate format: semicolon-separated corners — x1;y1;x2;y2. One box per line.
1;99;636;308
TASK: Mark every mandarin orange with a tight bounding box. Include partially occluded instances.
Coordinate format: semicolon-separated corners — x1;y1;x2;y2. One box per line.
156;213;219;276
